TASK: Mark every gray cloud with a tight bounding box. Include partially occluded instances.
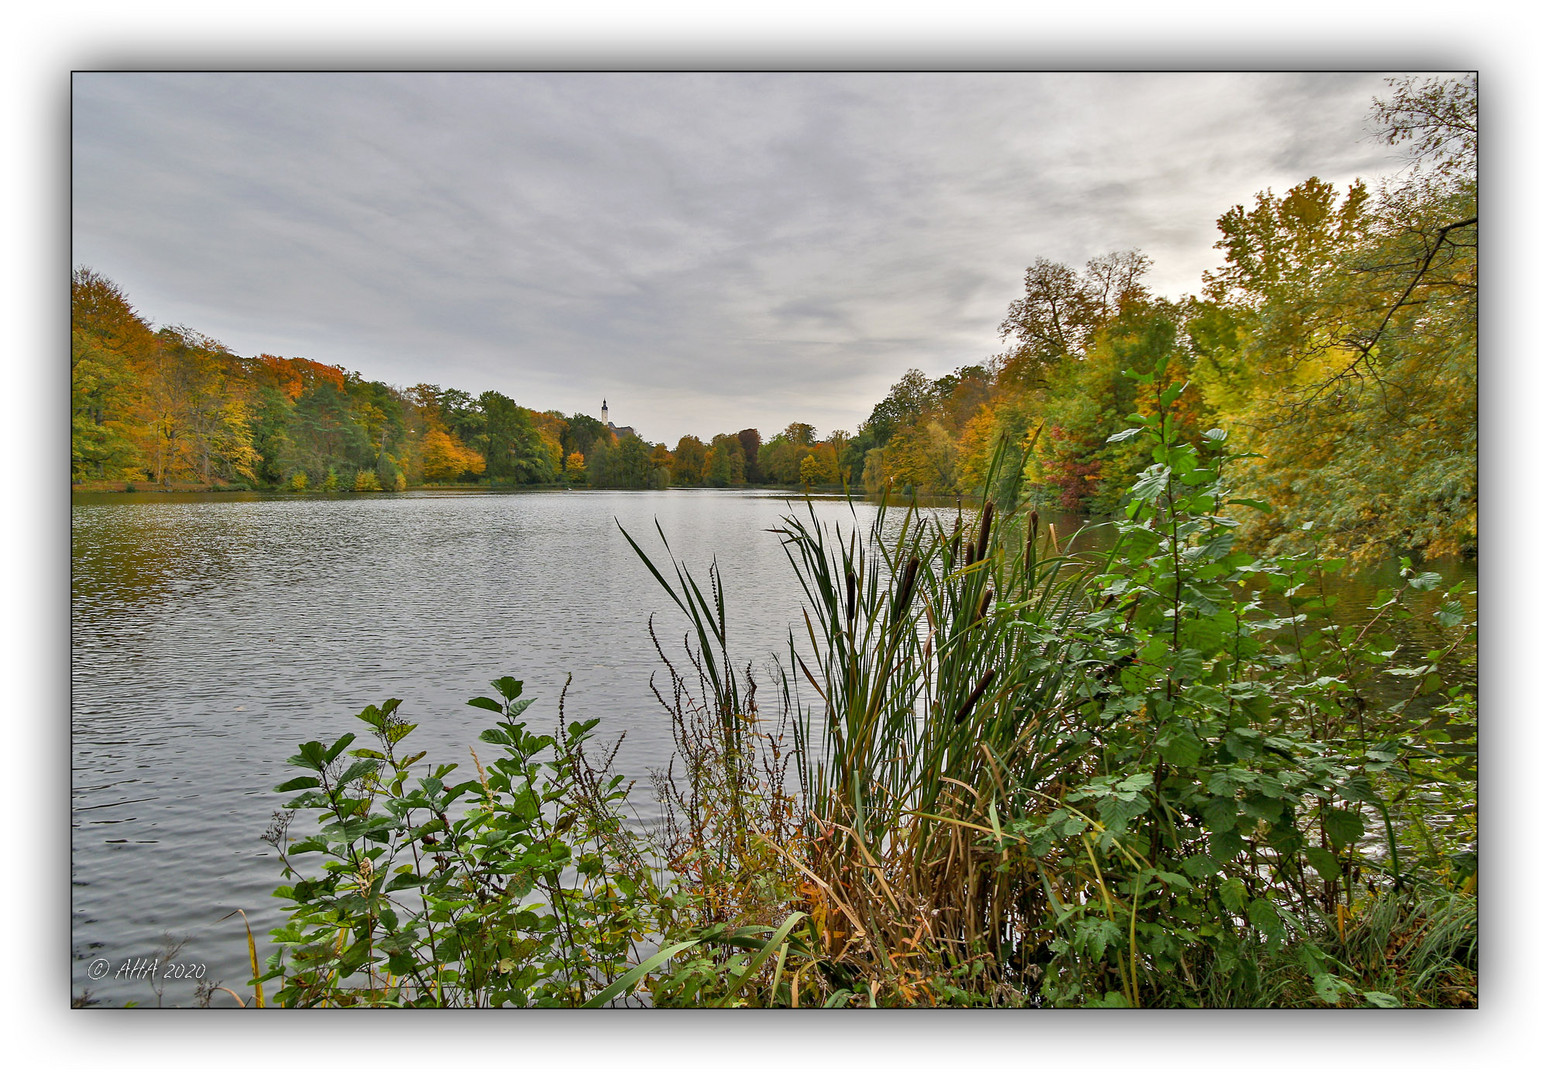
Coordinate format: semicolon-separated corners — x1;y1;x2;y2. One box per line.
72;71;1411;444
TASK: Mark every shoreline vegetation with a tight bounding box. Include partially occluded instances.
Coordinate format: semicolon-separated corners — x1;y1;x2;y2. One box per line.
248;377;1476;1008
75;77;1476;1007
72;76;1473;568
69;478;857;496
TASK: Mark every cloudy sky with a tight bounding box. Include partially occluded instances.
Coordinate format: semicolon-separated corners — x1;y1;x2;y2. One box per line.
72;71;1412;444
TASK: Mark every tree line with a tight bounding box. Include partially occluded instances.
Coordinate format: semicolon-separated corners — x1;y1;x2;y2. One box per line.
69;270;883;498
72;75;1474;563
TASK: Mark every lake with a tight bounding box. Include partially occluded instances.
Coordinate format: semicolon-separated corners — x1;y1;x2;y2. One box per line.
71;487;890;1005
70;488;1475;1006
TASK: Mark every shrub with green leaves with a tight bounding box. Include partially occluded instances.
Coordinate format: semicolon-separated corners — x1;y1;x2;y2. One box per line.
1007;352;1476;1006
261;677;663;1006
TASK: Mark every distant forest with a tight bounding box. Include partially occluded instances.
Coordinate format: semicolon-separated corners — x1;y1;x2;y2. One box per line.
72;76;1475;565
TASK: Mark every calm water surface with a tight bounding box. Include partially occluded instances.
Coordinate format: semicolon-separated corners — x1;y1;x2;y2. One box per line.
71;488;876;1005
70;489;1475;1006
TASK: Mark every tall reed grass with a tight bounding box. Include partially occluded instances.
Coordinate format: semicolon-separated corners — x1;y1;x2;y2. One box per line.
625;445;1125;1002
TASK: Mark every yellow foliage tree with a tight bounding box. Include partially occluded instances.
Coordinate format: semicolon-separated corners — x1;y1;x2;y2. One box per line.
421;428;486;482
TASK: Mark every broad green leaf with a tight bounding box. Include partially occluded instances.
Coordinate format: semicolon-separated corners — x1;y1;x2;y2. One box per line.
1161;730;1204;767
1324;808;1364;848
1313;972;1346;1004
1218;878;1248;913
1434;600;1466;627
336;759;380;787
1203;799;1239;834
1131;464;1172;503
324;732;356;764
1181;853;1219;880
1246;897;1283;943
1305;846;1342;882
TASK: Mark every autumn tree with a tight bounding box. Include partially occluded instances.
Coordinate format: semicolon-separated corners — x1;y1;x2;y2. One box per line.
932;365;995;429
885;420;958;494
802;441;842;486
671;435;708;486
1200;76;1477;561
72;331;142;482
71;269;155;482
421;427;486;482
798;454;823;489
1024;300;1191;513
996;251;1151;389
649;442;673;474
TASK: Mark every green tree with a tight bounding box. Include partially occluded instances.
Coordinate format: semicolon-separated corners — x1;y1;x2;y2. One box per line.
702;433;747;487
283;377;374;484
564;413;609;462
860;369;934;448
757;433;805;485
479;391;555;484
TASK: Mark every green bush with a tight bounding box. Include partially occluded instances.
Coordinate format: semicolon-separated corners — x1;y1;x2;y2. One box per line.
261;678;664;1006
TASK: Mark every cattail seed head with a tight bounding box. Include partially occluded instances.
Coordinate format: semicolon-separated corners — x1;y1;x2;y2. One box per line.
951;668;998;725
892;556;921;623
976;500;995;562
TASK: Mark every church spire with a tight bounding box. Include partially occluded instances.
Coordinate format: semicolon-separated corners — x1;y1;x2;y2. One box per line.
601;399;610;425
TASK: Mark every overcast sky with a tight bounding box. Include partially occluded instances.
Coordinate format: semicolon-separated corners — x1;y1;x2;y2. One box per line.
72;71;1413;444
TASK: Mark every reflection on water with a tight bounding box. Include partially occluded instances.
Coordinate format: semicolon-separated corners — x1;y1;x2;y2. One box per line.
70;490;1474;1006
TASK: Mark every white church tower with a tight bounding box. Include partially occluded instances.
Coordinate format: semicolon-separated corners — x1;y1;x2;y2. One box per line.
601;399;609;426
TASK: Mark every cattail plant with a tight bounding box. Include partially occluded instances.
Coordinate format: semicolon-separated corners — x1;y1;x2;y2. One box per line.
626;440;1105;1001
